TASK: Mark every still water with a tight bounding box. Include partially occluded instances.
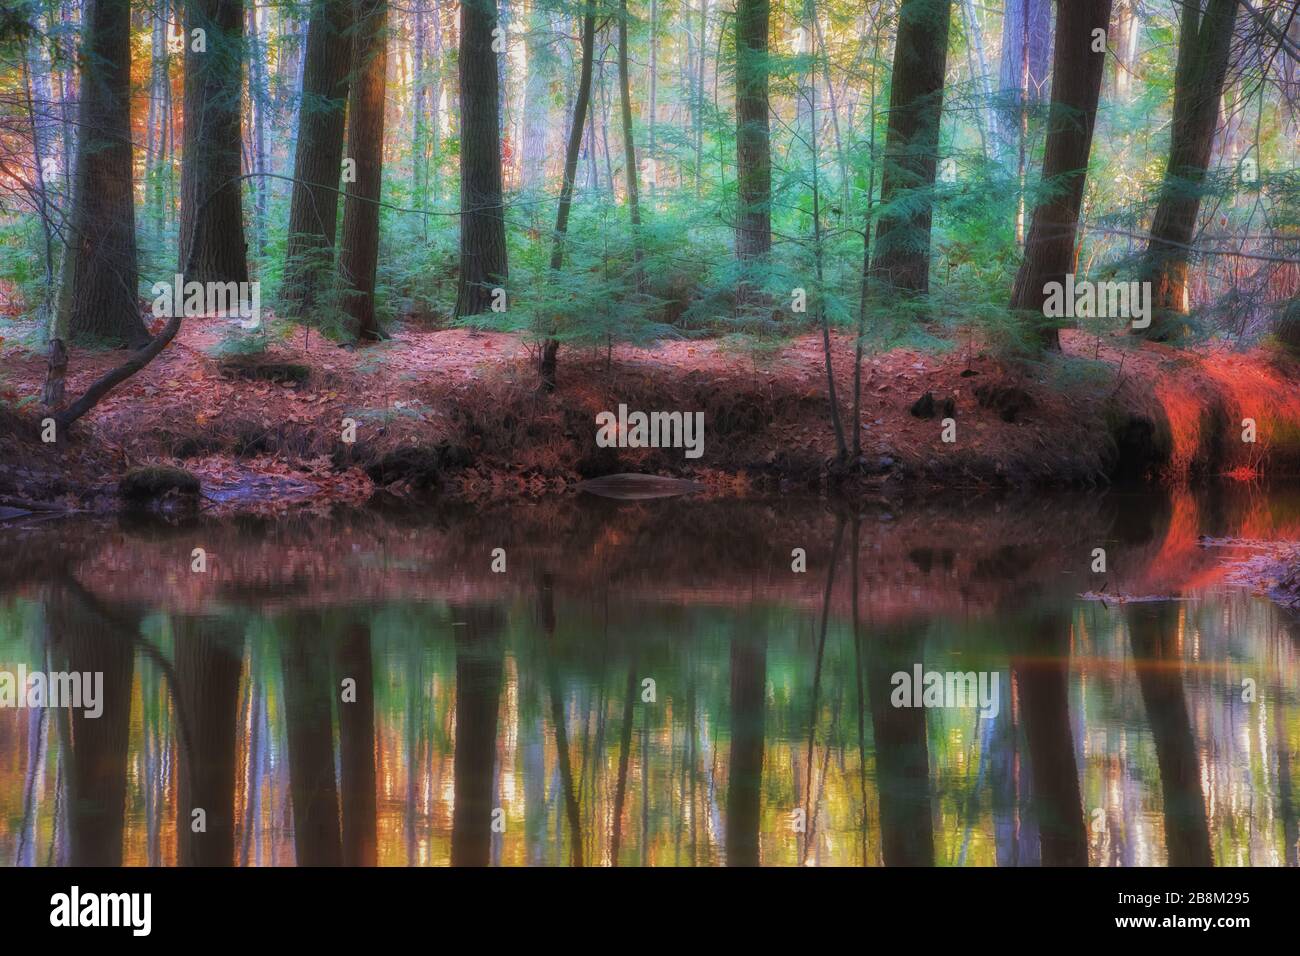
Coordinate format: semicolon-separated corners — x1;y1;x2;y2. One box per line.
0;487;1297;866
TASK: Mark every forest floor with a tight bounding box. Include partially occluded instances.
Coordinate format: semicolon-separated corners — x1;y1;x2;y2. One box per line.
1;317;1299;516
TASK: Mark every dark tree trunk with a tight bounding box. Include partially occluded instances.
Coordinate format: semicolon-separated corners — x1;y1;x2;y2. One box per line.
338;0;388;340
58;0;148;348
869;0;952;297
1014;613;1088;866
50;587;138;866
336;621;378;866
610;665;637;865
175;615;245;867
538;5;596;391
454;0;509;319
1127;604;1214;866
1137;0;1239;337
280;615;342;866
179;0;249;284
450;605;505;866
734;0;771;266
725;635;766;866
866;622;935;865
1008;0;1112;350
282;0;353;317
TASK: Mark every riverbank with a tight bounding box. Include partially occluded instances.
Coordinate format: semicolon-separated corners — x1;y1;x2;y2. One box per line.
2;319;1298;515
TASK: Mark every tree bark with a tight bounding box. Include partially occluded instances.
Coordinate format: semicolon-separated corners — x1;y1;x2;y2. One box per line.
338;0;388;340
1137;0;1239;337
282;0;353;317
1008;0;1112;350
1013;612;1088;866
179;0;249;285
454;0;509;318
280;615;342;866
57;0;149;349
449;604;505;866
725;635;766;866
869;0;952;297
734;0;771;266
336;621;378;866
997;0;1051;147
175;615;245;866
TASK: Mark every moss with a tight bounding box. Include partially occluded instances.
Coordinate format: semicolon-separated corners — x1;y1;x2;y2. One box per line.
218;358;311;384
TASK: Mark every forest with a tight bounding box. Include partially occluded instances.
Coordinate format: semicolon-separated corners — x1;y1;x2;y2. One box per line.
0;0;1295;509
1;0;1300;878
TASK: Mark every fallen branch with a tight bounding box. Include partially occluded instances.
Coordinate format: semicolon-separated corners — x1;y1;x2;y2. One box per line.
53;315;182;431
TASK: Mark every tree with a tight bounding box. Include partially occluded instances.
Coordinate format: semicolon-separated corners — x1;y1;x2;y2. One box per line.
998;0;1052;243
449;604;505;866
734;0;771;272
454;0;509;319
338;0;389;340
997;0;1051;143
175;615;245;867
538;3;597;391
725;636;766;866
336;621;378;866
617;0;644;283
1009;0;1112;350
53;0;148;351
1137;0;1240;338
869;0;952;296
179;0;249;285
280;615;343;866
282;0;353;317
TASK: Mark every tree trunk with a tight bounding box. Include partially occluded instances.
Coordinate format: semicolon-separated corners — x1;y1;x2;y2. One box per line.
1008;0;1112;350
454;0;509;318
725;635;766;866
1013;613;1088;866
179;0;249;285
338;0;388;340
734;0;771;267
1127;604;1213;866
175;615;245;866
618;0;643;283
49;587;138;866
538;5;597;391
449;605;505;866
869;0;952;297
57;0;148;348
997;0;1051;147
282;0;353;317
280;615;342;866
866;623;934;865
1137;0;1239;338
520;1;552;192
336;621;378;866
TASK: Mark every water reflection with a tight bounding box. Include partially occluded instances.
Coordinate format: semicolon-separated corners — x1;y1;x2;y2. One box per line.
0;487;1298;866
